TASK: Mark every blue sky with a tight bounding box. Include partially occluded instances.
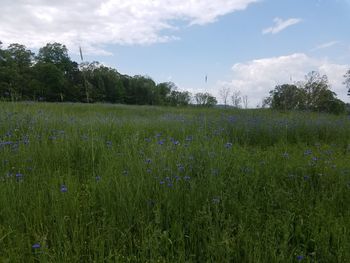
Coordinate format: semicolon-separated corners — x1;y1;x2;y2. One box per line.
1;0;349;106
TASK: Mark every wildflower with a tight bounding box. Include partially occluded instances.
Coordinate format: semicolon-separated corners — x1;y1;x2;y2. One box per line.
173;140;180;146
16;173;23;181
106;141;112;147
122;170;129;176
304;149;312;155
145;159;152;164
212;197;220;204
146;168;152;173
282;152;289;158
167;182;173;188
32;243;41;249
158;139;165;145
60;184;68;193
296;255;304;261
184;175;191;181
95;176;101;182
160;181;165;185
177;164;185;172
211;169;219;176
185;136;193;142
225;142;233;149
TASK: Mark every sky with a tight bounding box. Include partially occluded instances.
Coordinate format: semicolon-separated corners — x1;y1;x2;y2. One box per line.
1;0;349;107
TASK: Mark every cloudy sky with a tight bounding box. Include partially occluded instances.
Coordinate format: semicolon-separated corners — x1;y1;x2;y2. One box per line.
1;0;349;106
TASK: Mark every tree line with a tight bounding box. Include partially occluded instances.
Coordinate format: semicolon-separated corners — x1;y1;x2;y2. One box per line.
0;41;217;106
263;71;350;114
1;41;349;113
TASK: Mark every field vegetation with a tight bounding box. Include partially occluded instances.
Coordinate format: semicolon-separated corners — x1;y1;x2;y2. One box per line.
0;102;350;262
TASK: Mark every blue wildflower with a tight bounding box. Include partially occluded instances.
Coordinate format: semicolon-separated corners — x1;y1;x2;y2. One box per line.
184;175;191;181
177;164;185;172
282;152;289;158
185;136;193;142
211;169;219;176
160;181;165;185
296;255;304;261
32;243;41;249
145;159;152;164
60;184;68;193
95;176;101;182
225;142;233;149
304;149;312;155
16;173;23;181
212;197;220;204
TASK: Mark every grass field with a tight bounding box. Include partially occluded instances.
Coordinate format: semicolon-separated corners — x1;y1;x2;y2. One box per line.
0;102;350;262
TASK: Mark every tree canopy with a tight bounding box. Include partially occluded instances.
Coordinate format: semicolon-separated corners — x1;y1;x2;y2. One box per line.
0;41;217;107
264;71;346;114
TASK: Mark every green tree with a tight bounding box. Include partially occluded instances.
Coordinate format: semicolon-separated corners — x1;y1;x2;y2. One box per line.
344;69;350;96
30;62;66;101
194;92;217;107
265;84;303;110
265;71;345;114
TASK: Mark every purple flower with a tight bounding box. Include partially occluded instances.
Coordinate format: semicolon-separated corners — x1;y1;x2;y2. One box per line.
212;197;220;204
32;243;41;249
16;173;23;178
282;152;289;158
304;149;312;155
225;142;233;149
296;255;304;261
60;184;68;193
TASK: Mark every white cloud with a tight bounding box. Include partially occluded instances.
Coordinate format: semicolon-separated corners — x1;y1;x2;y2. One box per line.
0;0;258;54
312;41;340;51
262;17;302;35
219;54;349;107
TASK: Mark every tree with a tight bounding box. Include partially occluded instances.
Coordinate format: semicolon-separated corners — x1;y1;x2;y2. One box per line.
344;69;350;96
219;86;230;108
30;62;66;101
243;95;248;109
36;43;70;69
194;92;217;107
231;91;242;108
265;71;346;114
265;84;303;110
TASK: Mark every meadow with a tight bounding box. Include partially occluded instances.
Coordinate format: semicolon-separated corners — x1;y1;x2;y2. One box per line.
0;102;350;262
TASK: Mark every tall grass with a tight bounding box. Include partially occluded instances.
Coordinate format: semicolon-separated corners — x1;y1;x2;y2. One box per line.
0;102;350;262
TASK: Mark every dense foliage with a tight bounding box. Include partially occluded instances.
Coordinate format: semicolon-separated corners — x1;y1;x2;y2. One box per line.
1;102;350;262
264;71;346;114
0;42;212;107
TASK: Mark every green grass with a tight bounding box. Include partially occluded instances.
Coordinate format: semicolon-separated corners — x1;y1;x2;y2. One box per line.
0;102;350;262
